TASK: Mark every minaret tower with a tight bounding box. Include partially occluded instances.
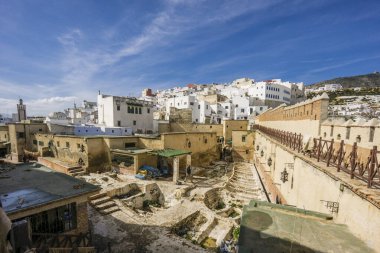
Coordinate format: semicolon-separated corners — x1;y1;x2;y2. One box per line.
17;98;26;122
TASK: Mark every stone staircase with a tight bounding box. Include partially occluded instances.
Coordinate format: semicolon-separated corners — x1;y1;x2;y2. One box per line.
89;192;120;215
67;166;86;177
226;163;262;200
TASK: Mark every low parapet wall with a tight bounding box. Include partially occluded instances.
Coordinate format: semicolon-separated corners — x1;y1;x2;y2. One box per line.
256;93;329;136
254;130;380;250
38;157;79;174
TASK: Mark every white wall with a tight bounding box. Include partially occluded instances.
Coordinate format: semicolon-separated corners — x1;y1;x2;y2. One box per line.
255;132;380;250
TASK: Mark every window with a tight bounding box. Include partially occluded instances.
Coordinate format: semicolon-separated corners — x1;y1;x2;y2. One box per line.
204;138;207;144
139;107;142;114
117;121;121;126
66;142;70;148
117;105;120;111
33;140;37;145
198;105;201;109
57;141;60;147
29;203;77;233
38;141;44;146
225;106;229;109
330;126;334;137
112;130;114;133
147;108;150;113
242;136;246;142
241;109;244;113
38;128;42;132
77;143;80;149
17;132;25;138
133;120;137;126
206;105;209;109
369;127;375;142
195;119;198;122
346;127;351;140
190;102;194;105
134;107;138;114
125;142;136;148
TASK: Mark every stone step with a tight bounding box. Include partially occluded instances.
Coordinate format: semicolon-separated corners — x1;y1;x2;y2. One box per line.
89;192;107;200
71;171;86;177
229;177;256;186
230;176;254;183
90;196;111;206
227;183;260;195
95;201;117;211
234;192;260;200
100;205;120;215
67;166;83;172
68;168;85;173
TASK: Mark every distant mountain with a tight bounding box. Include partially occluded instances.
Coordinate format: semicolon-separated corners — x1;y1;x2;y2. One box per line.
309;72;380;88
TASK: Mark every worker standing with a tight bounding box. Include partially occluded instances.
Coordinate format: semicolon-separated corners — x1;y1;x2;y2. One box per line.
185;165;193;183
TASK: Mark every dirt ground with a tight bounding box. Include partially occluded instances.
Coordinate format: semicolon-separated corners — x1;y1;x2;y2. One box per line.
85;162;266;253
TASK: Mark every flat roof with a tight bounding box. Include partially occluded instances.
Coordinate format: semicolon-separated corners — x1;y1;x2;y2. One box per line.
238;200;374;253
0;163;99;215
111;148;153;155
149;149;191;157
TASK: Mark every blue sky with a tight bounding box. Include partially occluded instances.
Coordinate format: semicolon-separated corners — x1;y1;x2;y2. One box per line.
1;0;380;115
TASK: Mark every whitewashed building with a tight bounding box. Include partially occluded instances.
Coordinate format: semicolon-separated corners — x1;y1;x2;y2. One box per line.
97;94;155;134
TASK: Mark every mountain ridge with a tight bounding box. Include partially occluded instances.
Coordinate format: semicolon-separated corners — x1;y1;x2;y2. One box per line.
308;72;380;88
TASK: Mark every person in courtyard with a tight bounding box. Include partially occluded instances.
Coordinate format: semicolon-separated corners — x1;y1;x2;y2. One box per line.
185;165;193;183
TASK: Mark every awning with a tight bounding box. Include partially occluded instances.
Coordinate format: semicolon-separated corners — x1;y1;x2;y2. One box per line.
148;149;191;158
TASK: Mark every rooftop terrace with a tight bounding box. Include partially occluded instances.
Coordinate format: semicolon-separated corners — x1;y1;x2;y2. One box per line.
238;200;374;253
0;163;99;215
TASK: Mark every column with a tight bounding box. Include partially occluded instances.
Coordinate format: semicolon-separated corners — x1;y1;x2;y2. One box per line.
173;156;179;183
186;154;191;168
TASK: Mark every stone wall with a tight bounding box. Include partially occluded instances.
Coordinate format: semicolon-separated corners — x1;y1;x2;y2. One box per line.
169;107;192;123
256;93;329;137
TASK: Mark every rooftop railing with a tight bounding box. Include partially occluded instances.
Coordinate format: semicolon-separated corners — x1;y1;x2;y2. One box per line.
255;125;380;188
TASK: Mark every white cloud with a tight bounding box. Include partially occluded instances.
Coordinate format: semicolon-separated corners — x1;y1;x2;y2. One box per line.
57;28;83;48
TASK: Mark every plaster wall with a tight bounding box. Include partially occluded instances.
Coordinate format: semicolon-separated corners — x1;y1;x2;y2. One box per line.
222;120;249;144
320;124;380;149
160;122;223;136
232;130;255;162
0;125;9;142
255;132;380;250
162;132;218;166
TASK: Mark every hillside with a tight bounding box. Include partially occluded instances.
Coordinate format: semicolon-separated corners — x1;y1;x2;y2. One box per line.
309;72;380;88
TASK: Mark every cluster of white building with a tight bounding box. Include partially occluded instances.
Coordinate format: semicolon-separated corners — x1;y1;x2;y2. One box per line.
329;95;380;120
5;77;305;136
154;77;305;124
306;83;343;94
